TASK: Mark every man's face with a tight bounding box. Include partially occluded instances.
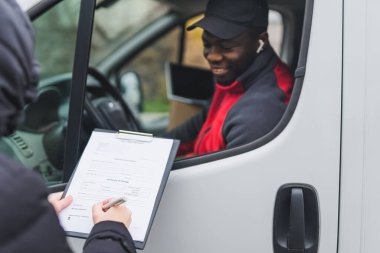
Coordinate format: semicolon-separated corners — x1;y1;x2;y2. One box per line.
202;30;258;85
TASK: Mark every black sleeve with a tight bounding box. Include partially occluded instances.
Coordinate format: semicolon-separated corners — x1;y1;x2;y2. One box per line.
164;106;208;142
83;221;137;253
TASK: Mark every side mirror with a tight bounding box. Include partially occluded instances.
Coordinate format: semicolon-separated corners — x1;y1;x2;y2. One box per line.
119;71;143;115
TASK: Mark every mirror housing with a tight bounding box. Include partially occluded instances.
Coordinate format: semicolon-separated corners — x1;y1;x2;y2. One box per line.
119;71;143;116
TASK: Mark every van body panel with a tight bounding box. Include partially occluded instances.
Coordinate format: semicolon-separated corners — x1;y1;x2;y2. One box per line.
340;0;380;252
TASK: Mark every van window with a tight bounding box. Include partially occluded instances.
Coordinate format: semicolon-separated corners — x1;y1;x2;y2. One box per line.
83;3;305;163
170;1;310;168
74;0;309;175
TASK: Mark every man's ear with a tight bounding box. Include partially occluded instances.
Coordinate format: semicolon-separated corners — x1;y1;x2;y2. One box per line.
256;32;269;53
258;32;269;43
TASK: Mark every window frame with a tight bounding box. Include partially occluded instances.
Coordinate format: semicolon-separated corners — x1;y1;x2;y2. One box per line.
62;0;96;182
27;0;62;21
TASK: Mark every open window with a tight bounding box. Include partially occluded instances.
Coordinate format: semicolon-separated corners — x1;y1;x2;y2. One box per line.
172;0;310;169
1;0;312;184
82;1;305;164
62;0;312;179
170;0;310;169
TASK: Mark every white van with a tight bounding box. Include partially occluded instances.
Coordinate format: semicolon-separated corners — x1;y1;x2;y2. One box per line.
6;0;380;252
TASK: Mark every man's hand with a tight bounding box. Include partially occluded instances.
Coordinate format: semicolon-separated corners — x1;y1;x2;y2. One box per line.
48;192;73;214
92;199;132;228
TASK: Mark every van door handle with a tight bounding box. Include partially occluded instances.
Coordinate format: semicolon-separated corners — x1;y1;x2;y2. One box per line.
273;184;319;253
288;188;305;251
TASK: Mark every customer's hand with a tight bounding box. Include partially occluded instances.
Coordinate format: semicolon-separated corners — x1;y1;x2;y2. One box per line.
48;192;73;214
92;199;132;229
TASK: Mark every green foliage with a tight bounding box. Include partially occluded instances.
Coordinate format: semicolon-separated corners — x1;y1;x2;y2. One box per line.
144;99;170;112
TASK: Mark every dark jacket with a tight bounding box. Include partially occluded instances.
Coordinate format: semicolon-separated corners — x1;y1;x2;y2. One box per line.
168;46;293;156
0;1;137;252
0;155;137;253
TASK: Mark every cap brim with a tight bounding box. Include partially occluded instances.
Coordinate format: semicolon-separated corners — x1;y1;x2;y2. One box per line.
187;16;249;40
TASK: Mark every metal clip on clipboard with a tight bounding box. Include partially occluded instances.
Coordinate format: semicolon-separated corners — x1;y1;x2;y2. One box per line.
116;130;154;142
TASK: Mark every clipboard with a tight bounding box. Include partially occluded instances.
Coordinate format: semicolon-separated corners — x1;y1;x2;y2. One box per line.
61;129;179;250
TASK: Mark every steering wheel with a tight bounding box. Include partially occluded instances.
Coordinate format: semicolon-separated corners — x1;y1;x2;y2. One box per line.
0;85;67;182
84;67;141;132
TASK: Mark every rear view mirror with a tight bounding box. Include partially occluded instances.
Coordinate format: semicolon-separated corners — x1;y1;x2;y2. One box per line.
120;71;143;115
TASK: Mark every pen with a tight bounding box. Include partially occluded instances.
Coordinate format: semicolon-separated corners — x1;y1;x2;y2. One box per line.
102;196;127;210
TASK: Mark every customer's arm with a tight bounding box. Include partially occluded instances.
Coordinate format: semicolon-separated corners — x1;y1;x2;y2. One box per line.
83;200;137;253
164;106;208;155
49;193;136;253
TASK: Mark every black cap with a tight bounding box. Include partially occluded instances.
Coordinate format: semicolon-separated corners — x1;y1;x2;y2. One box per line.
187;0;269;39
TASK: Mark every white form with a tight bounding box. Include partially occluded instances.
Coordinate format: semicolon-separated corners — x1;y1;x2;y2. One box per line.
59;131;174;242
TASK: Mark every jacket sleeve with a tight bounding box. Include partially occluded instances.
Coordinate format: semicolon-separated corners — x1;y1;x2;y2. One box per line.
83;221;137;253
164;107;208;155
0;155;73;253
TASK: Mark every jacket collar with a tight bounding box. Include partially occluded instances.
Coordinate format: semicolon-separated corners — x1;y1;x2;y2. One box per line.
237;45;277;90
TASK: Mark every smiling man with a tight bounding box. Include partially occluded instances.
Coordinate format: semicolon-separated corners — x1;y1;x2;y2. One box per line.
167;0;294;156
